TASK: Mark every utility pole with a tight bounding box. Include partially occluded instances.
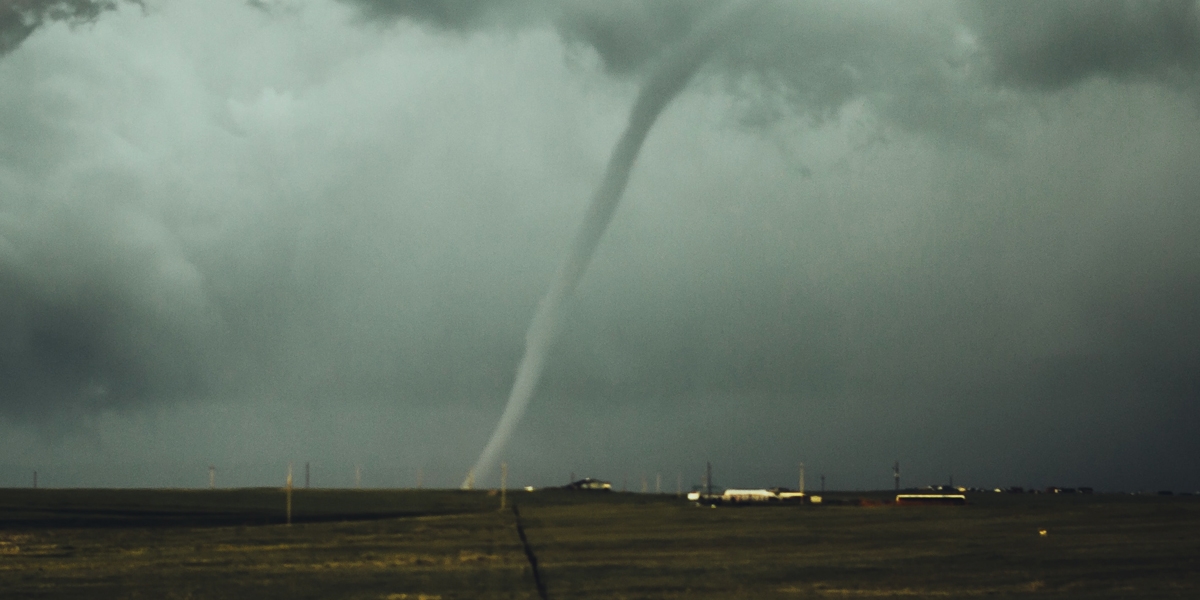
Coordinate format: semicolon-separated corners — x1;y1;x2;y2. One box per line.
570;471;575;485
893;461;900;493
305;462;310;489
33;470;37;489
821;474;826;493
500;462;508;510
286;463;293;526
799;462;805;495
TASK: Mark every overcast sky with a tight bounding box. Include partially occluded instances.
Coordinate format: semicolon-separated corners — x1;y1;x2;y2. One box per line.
1;0;1198;492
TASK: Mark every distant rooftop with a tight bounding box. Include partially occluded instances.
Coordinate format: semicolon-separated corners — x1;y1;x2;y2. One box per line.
565;478;612;491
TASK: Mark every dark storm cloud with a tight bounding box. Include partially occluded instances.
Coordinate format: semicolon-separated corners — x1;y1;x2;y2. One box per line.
2;0;1199;491
341;1;1003;142
340;0;548;31
963;0;1200;89
0;0;132;57
337;0;720;76
0;204;223;416
338;1;1200;136
553;0;724;74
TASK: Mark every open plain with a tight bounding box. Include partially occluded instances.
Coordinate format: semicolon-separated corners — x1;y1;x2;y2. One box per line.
0;489;1197;599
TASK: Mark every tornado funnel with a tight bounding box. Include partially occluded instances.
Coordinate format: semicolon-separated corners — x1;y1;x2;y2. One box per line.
464;1;761;488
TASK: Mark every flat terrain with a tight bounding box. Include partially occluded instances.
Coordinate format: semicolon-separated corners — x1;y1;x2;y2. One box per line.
0;489;1197;598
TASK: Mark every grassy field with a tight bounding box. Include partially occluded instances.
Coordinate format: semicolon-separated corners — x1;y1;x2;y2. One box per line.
0;488;1197;599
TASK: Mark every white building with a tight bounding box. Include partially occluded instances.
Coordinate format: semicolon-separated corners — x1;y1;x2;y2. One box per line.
722;488;778;502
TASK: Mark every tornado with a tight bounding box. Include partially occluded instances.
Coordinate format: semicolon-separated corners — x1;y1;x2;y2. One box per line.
464;1;762;488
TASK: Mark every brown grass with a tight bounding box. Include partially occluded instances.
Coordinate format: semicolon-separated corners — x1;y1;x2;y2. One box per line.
0;490;1196;598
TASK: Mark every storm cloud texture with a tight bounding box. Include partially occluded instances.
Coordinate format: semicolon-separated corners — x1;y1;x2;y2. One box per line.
0;0;1198;492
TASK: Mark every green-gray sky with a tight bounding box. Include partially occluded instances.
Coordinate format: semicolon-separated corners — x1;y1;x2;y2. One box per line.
1;0;1197;492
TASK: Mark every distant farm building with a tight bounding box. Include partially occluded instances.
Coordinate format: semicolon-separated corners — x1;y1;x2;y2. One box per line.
565;478;612;491
687;488;822;505
777;492;810;501
895;494;967;506
723;489;777;502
